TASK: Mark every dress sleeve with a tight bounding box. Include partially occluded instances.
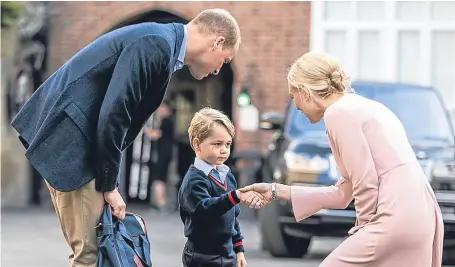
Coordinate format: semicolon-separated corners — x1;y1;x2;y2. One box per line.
291;178;353;222
325;105;379;225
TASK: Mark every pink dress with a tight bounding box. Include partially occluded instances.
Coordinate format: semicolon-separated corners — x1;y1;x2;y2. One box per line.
291;93;444;267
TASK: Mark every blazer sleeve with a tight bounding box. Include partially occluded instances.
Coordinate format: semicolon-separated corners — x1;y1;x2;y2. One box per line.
180;175;241;217
95;35;171;192
232;205;245;253
325;105;379;225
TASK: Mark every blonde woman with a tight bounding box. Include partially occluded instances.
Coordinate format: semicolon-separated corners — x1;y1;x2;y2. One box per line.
241;51;444;267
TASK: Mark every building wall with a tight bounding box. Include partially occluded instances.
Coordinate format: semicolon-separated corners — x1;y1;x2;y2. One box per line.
47;1;311;151
310;1;455;124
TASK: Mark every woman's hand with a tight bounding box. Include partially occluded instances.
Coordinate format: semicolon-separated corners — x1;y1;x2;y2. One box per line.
239;183;273;208
240;183;292;207
237;190;264;209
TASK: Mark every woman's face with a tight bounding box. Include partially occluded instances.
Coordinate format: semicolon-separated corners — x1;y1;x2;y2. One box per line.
289;86;325;124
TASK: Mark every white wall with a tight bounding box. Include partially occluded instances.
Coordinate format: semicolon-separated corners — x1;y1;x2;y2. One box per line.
310;1;455;122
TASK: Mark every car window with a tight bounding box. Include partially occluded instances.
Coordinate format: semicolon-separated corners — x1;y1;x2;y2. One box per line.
285;84;454;146
285;104;326;140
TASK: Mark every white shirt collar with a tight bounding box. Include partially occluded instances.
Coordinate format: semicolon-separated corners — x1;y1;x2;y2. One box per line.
173;25;187;72
193;157;230;182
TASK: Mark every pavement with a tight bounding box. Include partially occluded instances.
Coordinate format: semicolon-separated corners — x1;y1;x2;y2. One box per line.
2;206;454;267
1;206;342;267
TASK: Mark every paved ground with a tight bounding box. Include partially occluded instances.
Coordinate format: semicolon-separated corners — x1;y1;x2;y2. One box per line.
1;206;342;267
2;206;454;267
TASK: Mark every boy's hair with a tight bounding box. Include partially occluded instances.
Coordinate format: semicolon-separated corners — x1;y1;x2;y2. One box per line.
188;107;235;150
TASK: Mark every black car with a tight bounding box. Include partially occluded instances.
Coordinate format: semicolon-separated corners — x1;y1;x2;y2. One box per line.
258;82;455;263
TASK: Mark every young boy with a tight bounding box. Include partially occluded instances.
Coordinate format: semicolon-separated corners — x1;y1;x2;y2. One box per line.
178;107;264;267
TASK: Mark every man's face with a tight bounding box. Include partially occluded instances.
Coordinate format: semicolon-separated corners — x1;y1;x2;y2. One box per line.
188;37;238;80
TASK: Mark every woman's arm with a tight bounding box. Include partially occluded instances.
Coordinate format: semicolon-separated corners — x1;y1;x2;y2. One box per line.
325;104;379;225
240;181;353;222
290;179;353;221
275;183;291;201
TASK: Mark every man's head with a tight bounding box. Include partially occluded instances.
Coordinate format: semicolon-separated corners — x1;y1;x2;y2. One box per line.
185;9;241;80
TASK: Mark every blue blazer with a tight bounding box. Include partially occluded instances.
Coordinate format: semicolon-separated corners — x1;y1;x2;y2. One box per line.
11;22;185;192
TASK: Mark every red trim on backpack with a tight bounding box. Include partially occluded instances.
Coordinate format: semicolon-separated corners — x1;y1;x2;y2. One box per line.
134;255;144;267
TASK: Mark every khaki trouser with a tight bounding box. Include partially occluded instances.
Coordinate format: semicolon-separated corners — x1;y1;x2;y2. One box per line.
46;179;105;267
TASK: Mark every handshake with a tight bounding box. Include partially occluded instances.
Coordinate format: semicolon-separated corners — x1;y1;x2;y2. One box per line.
235;183;274;209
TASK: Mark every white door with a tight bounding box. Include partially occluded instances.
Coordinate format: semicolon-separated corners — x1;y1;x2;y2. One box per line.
310;1;455;119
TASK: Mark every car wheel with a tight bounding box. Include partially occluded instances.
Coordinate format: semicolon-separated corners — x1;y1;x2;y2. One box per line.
259;199;311;258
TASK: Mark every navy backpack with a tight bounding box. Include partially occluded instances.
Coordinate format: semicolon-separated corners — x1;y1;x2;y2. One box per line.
96;204;152;267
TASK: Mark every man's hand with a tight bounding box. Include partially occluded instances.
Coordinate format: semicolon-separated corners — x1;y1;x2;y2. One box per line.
236;252;247;267
103;189;126;220
239;183;273;208
236;190;264;209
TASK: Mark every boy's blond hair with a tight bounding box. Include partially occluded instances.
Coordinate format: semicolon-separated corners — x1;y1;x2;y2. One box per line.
188;107;235;150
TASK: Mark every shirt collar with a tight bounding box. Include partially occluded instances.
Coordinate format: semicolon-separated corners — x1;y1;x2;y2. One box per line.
193;157;230;176
173;25;187;72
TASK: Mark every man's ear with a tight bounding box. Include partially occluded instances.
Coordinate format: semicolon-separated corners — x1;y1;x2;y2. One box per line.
214;36;225;50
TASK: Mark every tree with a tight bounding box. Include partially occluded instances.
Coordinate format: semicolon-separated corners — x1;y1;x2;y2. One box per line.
1;1;23;28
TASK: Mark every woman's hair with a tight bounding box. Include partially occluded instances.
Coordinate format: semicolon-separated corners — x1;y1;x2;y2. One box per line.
287;51;352;99
188;107;235;150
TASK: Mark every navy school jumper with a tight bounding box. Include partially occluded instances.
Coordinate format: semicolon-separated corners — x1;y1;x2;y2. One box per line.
178;165;245;258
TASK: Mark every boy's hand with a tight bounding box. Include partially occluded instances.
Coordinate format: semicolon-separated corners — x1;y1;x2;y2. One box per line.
236;190;264;209
236;252;247;267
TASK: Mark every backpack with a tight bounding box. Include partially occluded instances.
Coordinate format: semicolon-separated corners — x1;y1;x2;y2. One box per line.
96;204;152;267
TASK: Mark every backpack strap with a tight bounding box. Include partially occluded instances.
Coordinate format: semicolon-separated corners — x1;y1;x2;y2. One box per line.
100;204;114;236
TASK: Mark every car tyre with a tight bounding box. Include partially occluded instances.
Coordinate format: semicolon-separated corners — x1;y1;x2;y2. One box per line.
443;247;455;265
259;200;311;258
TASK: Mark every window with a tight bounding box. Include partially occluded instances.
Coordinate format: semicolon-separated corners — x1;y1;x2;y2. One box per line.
324;1;351;21
396;1;425;22
398;31;421;84
311;1;455;112
431;31;455;109
431;2;455;22
324;30;347;68
358;31;381;81
357;1;385;21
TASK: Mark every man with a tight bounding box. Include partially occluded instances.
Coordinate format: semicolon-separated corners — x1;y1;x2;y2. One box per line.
11;8;241;267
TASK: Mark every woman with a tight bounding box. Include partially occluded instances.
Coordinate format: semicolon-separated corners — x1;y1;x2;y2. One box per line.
242;51;444;267
145;101;175;210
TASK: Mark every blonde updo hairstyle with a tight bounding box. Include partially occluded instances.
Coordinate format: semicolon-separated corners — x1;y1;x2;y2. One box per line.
188;107;235;151
287;51;352;100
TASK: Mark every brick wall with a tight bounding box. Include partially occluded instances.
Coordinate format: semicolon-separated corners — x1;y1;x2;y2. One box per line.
47;1;311;151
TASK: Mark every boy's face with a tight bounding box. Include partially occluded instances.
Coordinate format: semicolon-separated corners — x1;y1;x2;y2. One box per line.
196;124;232;166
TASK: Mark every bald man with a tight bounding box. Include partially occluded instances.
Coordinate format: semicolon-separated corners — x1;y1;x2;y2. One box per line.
11;8;241;267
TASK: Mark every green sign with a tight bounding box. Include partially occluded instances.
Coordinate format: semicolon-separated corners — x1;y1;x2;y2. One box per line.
236;92;251;107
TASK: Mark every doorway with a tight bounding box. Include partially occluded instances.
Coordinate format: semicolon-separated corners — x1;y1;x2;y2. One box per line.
108;10;235;204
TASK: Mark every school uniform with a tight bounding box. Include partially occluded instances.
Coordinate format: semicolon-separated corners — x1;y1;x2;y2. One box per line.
178;158;245;267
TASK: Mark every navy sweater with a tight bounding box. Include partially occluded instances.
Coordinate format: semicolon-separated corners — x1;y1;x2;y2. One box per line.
178;166;245;257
